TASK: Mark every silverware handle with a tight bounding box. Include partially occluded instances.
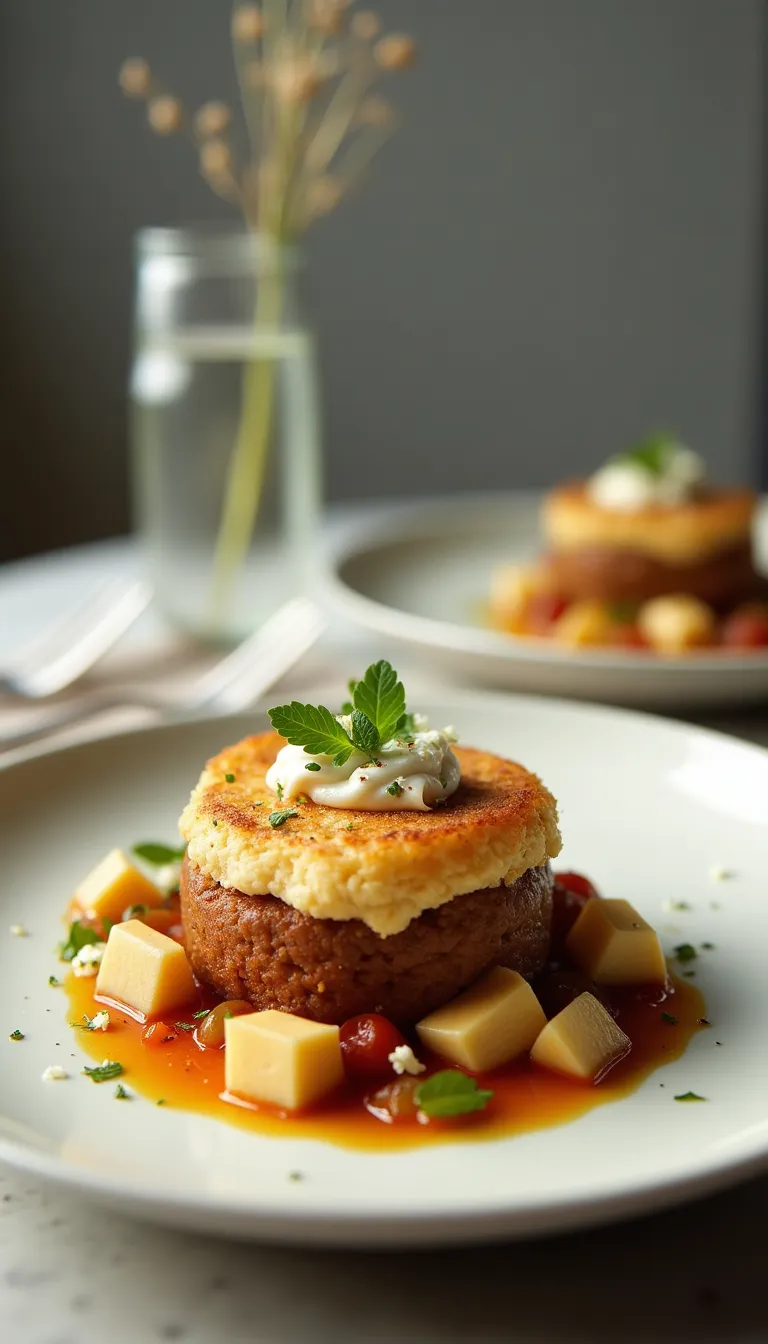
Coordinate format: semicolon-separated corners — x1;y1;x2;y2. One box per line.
0;693;160;753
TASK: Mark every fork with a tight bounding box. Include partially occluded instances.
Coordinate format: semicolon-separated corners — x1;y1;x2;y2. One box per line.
0;578;153;699
0;596;326;753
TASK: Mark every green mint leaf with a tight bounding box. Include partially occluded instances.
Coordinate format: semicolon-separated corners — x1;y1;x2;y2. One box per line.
387;781;404;797
114;1083;129;1099
269;809;299;829
269;702;355;765
305;762;321;772
133;843;185;866
59;920;101;964
673;943;697;964
415;1070;493;1119
674;1091;707;1102
83;1061;124;1083
615;431;683;477
350;709;381;757
9;1029;23;1041
353;660;406;743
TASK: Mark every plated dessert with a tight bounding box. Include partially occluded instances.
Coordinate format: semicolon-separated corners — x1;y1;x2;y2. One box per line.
490;434;768;653
56;662;705;1147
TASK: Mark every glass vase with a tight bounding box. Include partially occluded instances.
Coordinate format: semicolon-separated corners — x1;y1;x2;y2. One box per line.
131;225;322;642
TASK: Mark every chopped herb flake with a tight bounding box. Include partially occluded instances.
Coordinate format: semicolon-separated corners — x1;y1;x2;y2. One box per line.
674;1091;707;1102
156;1098;166;1106
415;1069;493;1119
673;943;697;963
661;1012;678;1026
269;808;299;829
670;901;691;912
305;761;321;772
48;975;60;987
174;1021;196;1032
114;1084;129;1100
386;781;404;797
225;773;236;783
701;942;716;950
192;1008;210;1020
698;1017;711;1027
132;843;185;866
83;1060;124;1083
276;782;284;801
9;1029;23;1041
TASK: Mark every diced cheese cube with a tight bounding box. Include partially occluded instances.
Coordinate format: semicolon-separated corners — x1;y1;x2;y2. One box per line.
224;1010;343;1111
73;849;164;925
531;992;631;1082
416;966;547;1072
565;898;666;985
95;919;196;1018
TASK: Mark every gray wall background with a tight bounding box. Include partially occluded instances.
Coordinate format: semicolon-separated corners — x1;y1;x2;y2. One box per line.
0;0;764;562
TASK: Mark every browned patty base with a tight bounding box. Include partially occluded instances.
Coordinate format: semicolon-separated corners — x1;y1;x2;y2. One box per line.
180;857;553;1026
541;542;767;608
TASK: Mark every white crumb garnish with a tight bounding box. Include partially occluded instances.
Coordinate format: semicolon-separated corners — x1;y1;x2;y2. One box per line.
388;1044;426;1077
42;1065;67;1082
709;866;732;882
71;942;106;977
9;925;28;937
90;1011;110;1031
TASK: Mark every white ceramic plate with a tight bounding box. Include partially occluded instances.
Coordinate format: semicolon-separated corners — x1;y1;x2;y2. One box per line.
2;696;768;1247
322;493;768;709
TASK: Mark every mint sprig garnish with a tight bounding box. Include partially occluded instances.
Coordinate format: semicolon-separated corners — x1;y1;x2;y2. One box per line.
415;1070;493;1119
269;702;359;766
269;661;413;767
352;660;406;745
614;431;685;477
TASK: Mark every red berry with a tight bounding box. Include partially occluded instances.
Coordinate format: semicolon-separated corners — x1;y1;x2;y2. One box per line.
339;1013;409;1080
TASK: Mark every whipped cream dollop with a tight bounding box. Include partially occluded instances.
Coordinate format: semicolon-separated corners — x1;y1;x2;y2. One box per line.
588;440;706;512
266;719;461;812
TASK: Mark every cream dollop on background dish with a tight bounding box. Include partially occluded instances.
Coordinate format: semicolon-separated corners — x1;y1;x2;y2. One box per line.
266;722;461;812
588;442;705;512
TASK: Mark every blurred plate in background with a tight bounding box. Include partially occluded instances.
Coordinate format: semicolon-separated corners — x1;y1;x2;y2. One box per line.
322;493;768;710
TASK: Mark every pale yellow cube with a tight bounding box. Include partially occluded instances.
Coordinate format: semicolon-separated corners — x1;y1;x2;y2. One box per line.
531;992;631;1082
73;849;164;925
224;1010;344;1111
95;919;196;1018
416;966;547;1072
566;898;666;985
553;600;614;648
638;595;716;654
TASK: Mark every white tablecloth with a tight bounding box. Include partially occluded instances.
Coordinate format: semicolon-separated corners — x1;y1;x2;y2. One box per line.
2;528;768;1344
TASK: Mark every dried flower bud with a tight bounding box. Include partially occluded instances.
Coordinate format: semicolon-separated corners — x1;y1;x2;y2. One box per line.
119;58;151;98
200;139;233;178
232;5;265;43
358;96;393;128
307;0;347;35
273;60;323;104
307;175;344;216
147;96;182;135
351;10;380;41
195;101;231;139
374;35;416;71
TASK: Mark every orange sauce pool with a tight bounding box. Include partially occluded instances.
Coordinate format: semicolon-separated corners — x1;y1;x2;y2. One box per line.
64;955;707;1153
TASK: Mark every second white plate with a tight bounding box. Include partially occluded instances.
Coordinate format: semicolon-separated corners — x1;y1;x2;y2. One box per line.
323;493;768;708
